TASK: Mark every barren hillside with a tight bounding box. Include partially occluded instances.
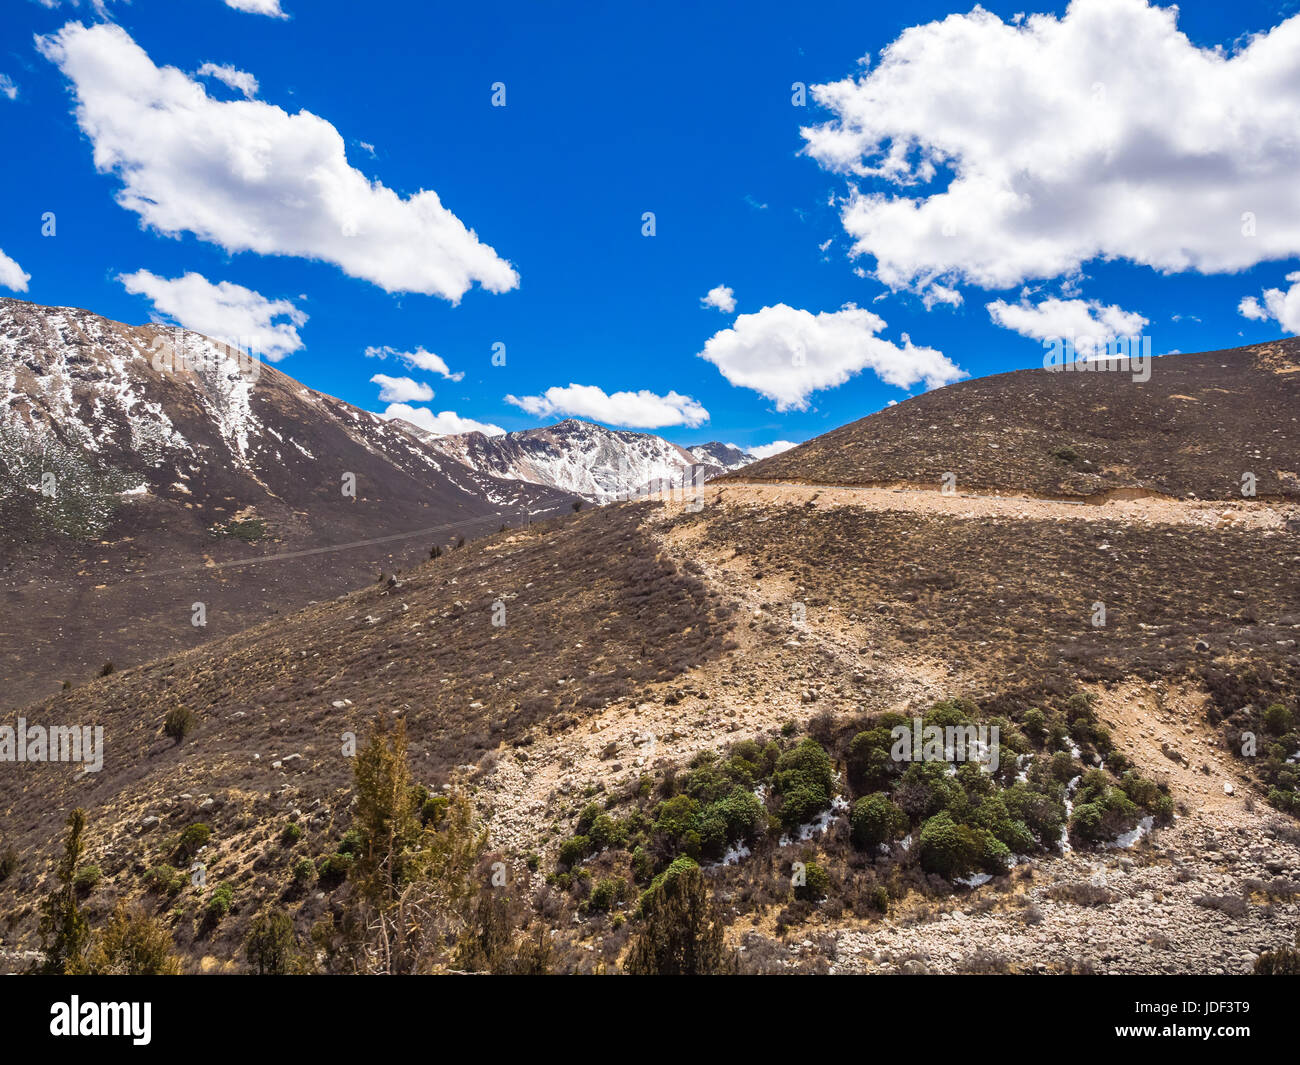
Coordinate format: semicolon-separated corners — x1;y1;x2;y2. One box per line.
728;342;1300;501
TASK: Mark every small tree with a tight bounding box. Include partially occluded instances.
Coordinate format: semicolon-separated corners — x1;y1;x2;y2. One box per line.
245;910;298;974
353;717;420;904
86;902;181;975
37;808;92;974
624;857;734;975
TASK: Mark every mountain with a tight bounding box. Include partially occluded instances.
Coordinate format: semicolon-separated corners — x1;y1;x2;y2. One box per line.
728;343;1300;500
422;419;752;502
688;441;755;472
0;297;570;704
1;330;1296;976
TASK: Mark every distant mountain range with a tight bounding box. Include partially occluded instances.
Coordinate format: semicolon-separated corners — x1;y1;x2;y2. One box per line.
418;419;755;503
0;298;754;701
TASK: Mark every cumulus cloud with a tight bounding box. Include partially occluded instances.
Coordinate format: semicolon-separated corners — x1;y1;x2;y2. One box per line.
986;296;1149;358
701;285;737;313
196;62;258;99
748;440;798;459
370;373;434;404
1239;272;1300;334
364;345;463;382
504;384;709;429
39;22;517;301
381;403;504;437
118;269;306;361
224;0;288;17
698;303;963;411
803;0;1300;297
0;248;31;292
0;75;17;101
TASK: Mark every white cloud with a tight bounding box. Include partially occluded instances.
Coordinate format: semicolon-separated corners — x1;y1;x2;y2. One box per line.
748;440;798;459
364;345;463;382
370;373;434;404
804;0;1300;297
1238;272;1300;334
118;269;306;361
39;22;518;301
504;384;709;429
701;284;737;313
196;62;258;99
986;296;1149;358
381;403;504;437
698;303;963;411
0;75;17;101
922;283;962;310
224;0;288;17
0;248;31;292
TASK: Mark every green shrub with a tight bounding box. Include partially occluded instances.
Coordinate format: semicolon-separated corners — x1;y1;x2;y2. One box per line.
174;823;211;861
316;852;353;886
421;795;449;826
588;876;627;913
143;864;183;896
850;793;907;849
794;860;830;901
917;812;982;880
292;857;315;885
204;883;234;923
558;835;590;868
280;822;303;847
73;865;101;894
1264;703;1294;735
589;814;627;852
774;739;834;831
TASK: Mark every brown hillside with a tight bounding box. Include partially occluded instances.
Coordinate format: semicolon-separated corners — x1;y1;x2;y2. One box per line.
728;341;1300;500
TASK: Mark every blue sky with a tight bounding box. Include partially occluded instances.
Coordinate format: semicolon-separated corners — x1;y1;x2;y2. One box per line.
3;0;1300;455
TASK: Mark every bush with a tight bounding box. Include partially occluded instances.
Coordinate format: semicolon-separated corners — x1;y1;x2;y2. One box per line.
174;823;211;861
774;739;834;832
558;835;591;868
1254;939;1300;974
588;876;627;913
316;852;353;887
204;883;234;923
143;864;183;896
1264;703;1294;735
917;812;982;880
86;903;180;975
794;860;830;902
73;865;101;894
292;857;315;885
163;706;197;741
851;793;907;849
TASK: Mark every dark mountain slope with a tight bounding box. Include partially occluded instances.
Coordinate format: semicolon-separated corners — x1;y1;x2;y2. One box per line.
729;341;1300;500
0;298;570;704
